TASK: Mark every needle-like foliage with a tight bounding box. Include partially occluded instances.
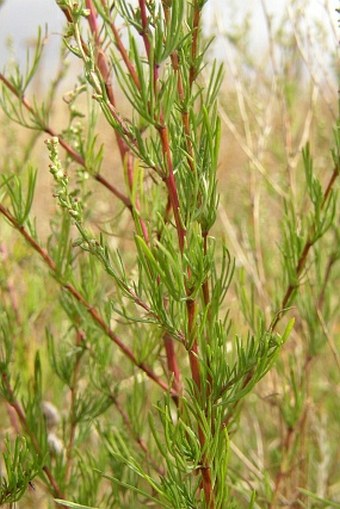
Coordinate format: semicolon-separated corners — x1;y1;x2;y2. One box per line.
0;1;339;508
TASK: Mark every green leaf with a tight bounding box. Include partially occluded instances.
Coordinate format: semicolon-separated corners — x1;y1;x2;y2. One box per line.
280;318;295;344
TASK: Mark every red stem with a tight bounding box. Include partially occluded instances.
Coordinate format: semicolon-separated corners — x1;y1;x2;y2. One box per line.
190;1;201;87
84;0;128;160
126;149;182;394
138;0;151;60
161;3;195;173
163;333;182;397
158;122;186;251
157;117;214;507
110;22;141;90
138;0;159;88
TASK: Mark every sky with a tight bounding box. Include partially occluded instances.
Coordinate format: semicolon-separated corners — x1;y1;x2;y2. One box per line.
0;0;338;82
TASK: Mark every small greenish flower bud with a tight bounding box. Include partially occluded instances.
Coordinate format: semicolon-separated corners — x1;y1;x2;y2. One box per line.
69;209;80;219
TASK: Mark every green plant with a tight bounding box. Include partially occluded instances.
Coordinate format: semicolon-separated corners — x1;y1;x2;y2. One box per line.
0;1;339;508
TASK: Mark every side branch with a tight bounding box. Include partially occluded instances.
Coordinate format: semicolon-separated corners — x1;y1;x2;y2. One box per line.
0;73;131;209
0;204;175;397
270;165;339;331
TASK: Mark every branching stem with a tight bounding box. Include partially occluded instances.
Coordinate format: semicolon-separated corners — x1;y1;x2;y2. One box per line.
0;72;131;208
0;203;176;397
271;165;339;331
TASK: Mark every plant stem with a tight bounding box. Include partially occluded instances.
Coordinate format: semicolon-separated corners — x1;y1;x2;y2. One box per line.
157;116;215;508
109;21;141;90
83;0;128;159
138;0;151;61
163;332;182;397
190;0;201;87
158;122;186;251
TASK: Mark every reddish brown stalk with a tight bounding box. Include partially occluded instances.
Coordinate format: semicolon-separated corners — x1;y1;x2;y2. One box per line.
106;102;138;145
138;0;160;87
82;4;152;261
171;51;195;173
1;371;67;504
126;152;182;394
322;166;339;207
274;239;313;324
0;72;33;111
85;0;99;40
187;299;201;390
184;284;214;507
163;332;182;397
160;2;195;173
271;165;339;332
138;0;151;60
188;316;215;508
113;397;148;454
109;22;141;90
5;404;21;433
96;0;141;90
94;174;132;209
157;119;214;507
83;0;128;160
189;1;201;87
158;122;186;251
0;204;176;398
